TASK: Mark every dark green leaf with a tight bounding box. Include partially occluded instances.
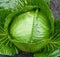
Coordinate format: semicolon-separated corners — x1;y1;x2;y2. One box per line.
34;49;60;57
0;9;19;56
44;0;50;5
54;19;60;33
34;35;60;57
34;19;60;57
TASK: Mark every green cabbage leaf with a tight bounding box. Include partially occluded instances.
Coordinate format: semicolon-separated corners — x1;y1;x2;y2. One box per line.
0;9;19;56
44;0;50;5
34;19;60;57
0;0;50;11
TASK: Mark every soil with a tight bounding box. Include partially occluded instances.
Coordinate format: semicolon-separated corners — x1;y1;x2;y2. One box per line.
0;0;60;57
50;0;60;19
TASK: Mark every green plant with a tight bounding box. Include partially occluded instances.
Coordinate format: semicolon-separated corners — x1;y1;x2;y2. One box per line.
0;0;60;57
4;0;54;53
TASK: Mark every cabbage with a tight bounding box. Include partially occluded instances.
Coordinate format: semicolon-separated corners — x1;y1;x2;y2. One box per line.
4;0;54;53
0;0;54;56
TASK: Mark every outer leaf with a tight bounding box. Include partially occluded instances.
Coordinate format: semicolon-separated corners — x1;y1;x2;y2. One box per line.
34;19;60;57
44;0;50;5
0;0;24;12
0;0;50;12
34;50;60;57
0;9;19;56
34;53;48;57
54;19;60;33
34;35;60;57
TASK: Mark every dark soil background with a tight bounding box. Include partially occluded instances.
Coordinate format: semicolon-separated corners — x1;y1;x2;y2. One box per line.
0;0;60;57
50;0;60;19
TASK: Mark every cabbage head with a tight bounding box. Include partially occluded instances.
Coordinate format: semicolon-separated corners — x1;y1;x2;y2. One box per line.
4;0;54;53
